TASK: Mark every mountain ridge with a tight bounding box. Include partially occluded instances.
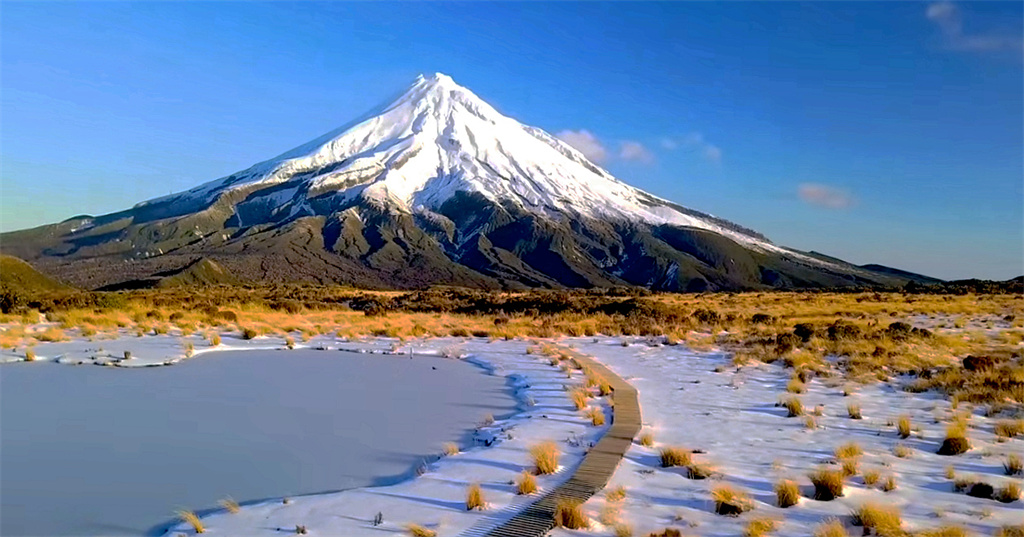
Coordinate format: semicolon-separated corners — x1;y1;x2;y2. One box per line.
1;73;913;291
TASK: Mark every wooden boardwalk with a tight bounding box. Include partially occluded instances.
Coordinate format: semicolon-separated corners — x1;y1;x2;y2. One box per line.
482;347;641;537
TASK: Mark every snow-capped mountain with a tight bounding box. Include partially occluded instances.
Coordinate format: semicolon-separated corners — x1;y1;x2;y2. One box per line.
1;74;907;291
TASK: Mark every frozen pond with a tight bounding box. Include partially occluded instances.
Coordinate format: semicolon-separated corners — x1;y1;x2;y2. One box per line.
0;349;517;536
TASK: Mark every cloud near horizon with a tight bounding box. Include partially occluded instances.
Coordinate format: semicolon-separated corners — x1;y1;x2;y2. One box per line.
926;1;1023;54
798;183;855;209
556;130;654;165
661;132;722;163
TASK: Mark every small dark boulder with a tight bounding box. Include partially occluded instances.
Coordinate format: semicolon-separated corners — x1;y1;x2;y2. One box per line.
966;482;994;499
938;436;971;456
793;323;816;343
962;355;997;372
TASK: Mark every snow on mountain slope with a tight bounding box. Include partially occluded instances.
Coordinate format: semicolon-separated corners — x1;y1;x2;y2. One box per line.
139;73;783;253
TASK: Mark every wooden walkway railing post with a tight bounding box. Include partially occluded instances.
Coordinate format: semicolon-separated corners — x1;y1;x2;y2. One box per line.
481;346;641;537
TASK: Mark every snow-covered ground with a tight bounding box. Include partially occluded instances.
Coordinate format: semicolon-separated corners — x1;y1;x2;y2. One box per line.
3;334;1019;536
554;337;1022;536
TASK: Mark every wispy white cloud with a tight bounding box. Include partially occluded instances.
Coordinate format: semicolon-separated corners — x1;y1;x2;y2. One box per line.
556;129;608;163
619;141;654;163
926;1;1023;54
662;132;722;163
798;183;855;209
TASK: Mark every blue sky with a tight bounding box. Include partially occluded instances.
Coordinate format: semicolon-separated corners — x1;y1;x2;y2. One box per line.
2;2;1021;280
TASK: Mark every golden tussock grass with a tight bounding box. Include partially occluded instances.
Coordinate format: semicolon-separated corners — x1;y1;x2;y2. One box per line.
897;415;912;439
638;432;654;447
809;467;845;501
569;386;590;410
553;499;588;529
34;327;67;342
686;461;716;480
774;479;800;508
599;380;613;396
863;468;881;486
711;484;754;516
881;474;897;492
442;442;459;456
606;485;627;502
613;523;634;537
893;443;913;458
994;525;1024;537
786;377;806;394
916;525;969;537
743;517;778;537
516;471;537;495
847;403;863;419
851;503;902;536
783;396;804;417
530;441;559;475
835;442;863;459
585;406;606;426
219;497;240;514
24;348;36;361
804;416;818;430
840;458;859;477
405;523;437;537
1004;453;1022;475
659;446;692;467
465;482;486;510
207;332;221;346
995;481;1021;503
995;419;1024;439
813;518;849;537
945;465;956;479
176;510;205;534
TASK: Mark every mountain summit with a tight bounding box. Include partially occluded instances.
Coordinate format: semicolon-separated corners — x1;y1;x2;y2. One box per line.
1;74;909;290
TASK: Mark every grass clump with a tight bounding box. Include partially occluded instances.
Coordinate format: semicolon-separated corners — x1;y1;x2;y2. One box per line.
881;474;897;492
686;462;716;480
569;386;589;410
774;479;800;508
219;497;240;514
994;419;1024;439
835;442;863;459
606;485;627;502
553;499;588;529
813;518;849;537
443;442;459;456
638;432;654;447
917;525;969;537
208;332;221;346
897;415;912;439
24;348;35;361
1004;453;1022;475
847;401;864;420
995;481;1021;503
945;465;956;479
659;446;692;467
863;468;881;486
406;523;437;537
466;482;486;510
241;327;258;340
743;517;778;537
613;523;633;537
176;510;205;534
530;441;559;475
787;377;806;394
937;423;971;455
893;443;912;458
711;484;754;516
995;525;1024;537
809;467;845;501
585;406;606;426
783;396;804;417
516;471;537;495
851;503;902;536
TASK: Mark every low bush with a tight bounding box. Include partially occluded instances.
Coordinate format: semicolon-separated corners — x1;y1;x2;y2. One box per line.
995;481;1021;503
938;423;971;455
774;479;799;508
516;471;537;495
659;447;692;467
466;483;486;510
809;467;845;501
553;499;588;529
711;484;754;516
530;441;559;475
